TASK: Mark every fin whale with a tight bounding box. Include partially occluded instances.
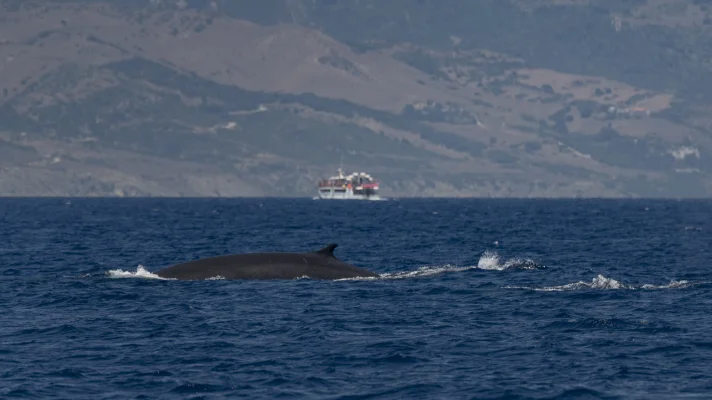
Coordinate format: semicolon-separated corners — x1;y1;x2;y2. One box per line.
155;244;380;281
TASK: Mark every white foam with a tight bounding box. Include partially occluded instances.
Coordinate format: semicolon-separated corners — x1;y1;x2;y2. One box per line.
107;265;172;280
378;264;476;280
477;251;502;270
506;274;707;292
640;280;696;290
332;264;472;281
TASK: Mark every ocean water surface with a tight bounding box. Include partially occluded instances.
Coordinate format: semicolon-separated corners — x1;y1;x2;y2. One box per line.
1;198;711;399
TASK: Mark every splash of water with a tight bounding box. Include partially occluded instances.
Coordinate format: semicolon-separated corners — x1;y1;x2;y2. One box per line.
476;251;501;270
477;251;544;271
107;265;172;280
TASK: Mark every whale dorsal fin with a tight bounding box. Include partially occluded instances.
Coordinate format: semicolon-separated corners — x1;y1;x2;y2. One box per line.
315;243;338;257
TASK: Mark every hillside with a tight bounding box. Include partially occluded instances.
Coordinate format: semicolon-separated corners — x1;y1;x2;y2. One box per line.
1;0;712;197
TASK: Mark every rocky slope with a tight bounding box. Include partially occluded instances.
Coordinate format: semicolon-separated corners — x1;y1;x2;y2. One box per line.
1;0;711;197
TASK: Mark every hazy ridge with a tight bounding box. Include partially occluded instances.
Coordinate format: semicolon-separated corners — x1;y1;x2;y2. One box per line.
1;0;712;197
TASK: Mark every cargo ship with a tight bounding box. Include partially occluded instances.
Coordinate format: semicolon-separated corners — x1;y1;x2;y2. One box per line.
316;168;382;200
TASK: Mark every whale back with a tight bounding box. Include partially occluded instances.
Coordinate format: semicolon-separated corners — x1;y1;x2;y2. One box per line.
155;243;378;280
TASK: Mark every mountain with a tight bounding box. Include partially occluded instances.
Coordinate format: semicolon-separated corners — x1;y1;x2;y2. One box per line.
1;0;712;197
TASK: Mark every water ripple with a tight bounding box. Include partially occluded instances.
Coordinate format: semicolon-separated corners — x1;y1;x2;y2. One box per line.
0;198;710;399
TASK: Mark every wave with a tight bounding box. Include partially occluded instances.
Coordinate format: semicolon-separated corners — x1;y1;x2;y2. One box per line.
505;274;708;292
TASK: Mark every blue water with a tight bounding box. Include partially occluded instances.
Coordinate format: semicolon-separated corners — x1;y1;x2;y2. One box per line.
1;198;711;399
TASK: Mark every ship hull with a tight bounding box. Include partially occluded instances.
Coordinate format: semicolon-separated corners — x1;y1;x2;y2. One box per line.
317;188;381;200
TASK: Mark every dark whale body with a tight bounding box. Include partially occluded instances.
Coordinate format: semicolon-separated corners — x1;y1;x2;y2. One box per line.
155;244;379;280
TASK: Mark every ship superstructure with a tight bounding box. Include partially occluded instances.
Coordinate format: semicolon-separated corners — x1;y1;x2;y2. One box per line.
317;168;381;200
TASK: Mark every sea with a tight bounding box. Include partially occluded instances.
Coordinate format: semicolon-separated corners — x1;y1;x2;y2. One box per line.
1;197;711;399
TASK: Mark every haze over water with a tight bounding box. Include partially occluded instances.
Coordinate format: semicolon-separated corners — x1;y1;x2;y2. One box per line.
1;198;711;399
